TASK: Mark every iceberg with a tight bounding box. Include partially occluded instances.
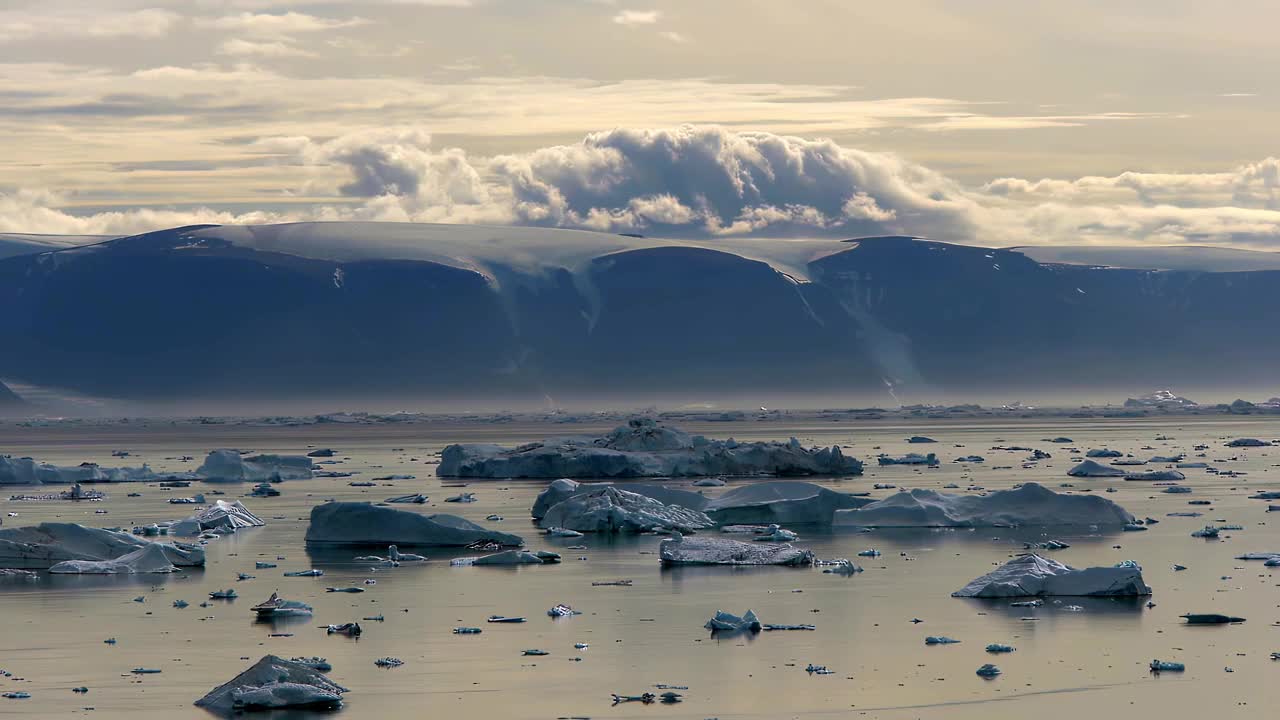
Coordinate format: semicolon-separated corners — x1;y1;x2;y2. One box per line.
704;609;761;632
1124;470;1186;481
197;450;313;482
531;478;709;519
537;486;713;533
194;655;347;715
0;455;158;485
833;483;1135;528
658;533;814;566
48;543;177;574
305;502;523;547
171;500;265;536
0;522;204;569
952;554;1151;598
1066;460;1127;477
1225;438;1271;447
438;419;863;478
452;549;561;566
877;453;939;466
703;481;872;525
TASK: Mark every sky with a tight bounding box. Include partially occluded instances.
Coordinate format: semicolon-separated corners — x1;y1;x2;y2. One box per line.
2;0;1279;248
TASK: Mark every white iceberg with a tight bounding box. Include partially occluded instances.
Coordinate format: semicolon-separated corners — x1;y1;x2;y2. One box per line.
438;419;863;478
658;532;814;566
703;481;872;525
1226;438;1271;447
531;478;709;519
951;554;1151;598
197;450;313;482
833;482;1135;528
0;455;158;485
304;502;523;547
0;522;204;569
1066;460;1127;477
48;543;178;574
171;500;265;536
194;655;347;715
538;486;713;533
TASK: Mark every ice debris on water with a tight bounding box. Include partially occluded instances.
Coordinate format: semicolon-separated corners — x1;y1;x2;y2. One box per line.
659;533;814;566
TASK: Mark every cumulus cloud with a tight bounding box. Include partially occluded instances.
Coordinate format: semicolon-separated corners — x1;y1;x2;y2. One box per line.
7;125;1280;251
217;39;316;57
0;8;180;42
196;12;370;37
613;10;660;26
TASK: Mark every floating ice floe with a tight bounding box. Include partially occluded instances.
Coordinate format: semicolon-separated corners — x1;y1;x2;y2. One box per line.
1225;438;1270;447
537;486;713;533
951;553;1151;598
532;478;710;519
438;418;863;478
1086;449;1123;458
1066;460;1127;477
704;609;761;632
0;522;203;569
194;655;347;715
658;533;814;566
385;494;427;504
450;549;561;566
1124;470;1186;482
833;482;1135;528
304;502;523;547
1150;660;1185;672
925;636;960;645
976;664;1001;677
196;450;314;482
1180;613;1244;624
704;481;872;525
877;453;938;466
251;592;313;618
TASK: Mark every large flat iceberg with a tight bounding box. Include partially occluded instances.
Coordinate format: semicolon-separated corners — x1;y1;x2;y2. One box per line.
703;481;872;525
305;502;523;547
0;455;158;485
538;486;714;533
834;483;1135;528
438;419;863;478
0;522;204;569
952;554;1151;598
197;450;313;482
659;533;814;566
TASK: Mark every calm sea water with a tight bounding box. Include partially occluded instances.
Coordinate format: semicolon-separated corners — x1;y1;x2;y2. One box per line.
1;416;1278;719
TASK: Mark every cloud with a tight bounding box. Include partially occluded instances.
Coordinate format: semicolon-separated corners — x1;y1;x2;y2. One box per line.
613;10;660;26
195;12;370;37
0;8;180;42
216;39;316;57
8;125;1280;252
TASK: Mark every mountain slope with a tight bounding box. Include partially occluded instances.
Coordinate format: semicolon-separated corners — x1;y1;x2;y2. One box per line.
0;223;1275;405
